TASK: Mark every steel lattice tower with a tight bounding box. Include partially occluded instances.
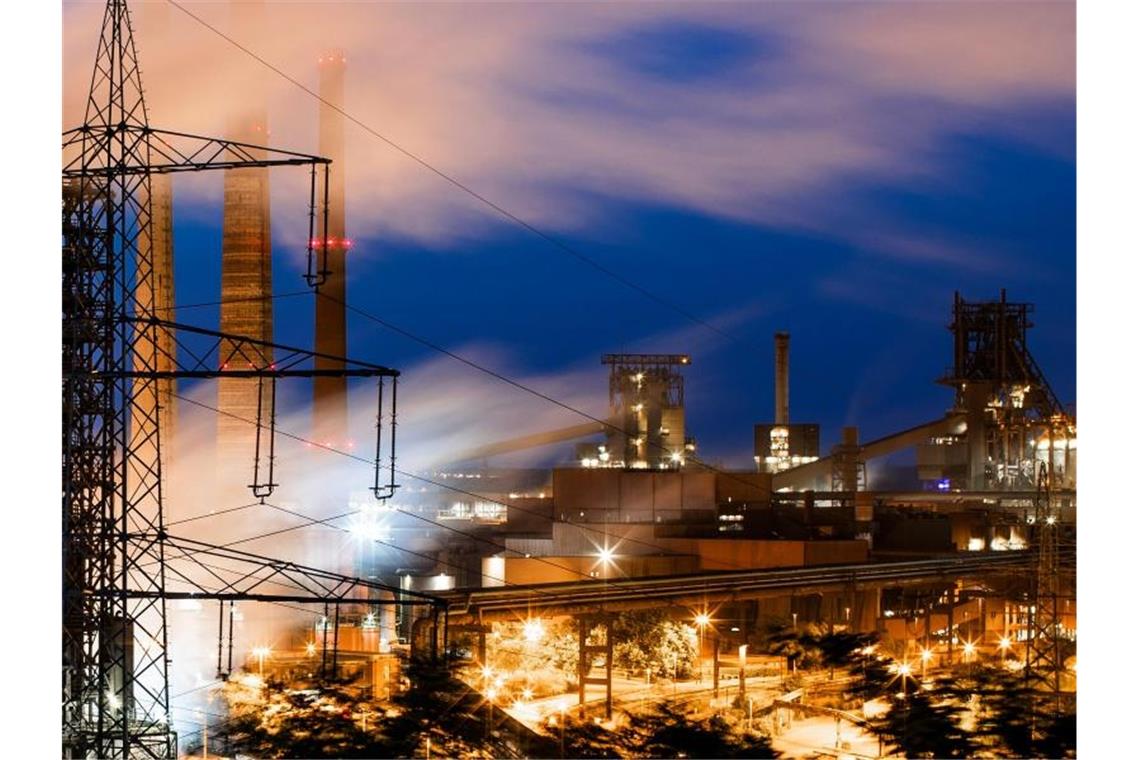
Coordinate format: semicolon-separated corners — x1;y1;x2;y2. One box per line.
63;2;174;755
1026;462;1064;697
63;5;423;758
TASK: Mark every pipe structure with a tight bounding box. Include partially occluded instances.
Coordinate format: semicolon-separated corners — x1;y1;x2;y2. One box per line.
313;49;349;448
440;552;1050;623
445;419;612;464
774;332;790;425
772;413;966;491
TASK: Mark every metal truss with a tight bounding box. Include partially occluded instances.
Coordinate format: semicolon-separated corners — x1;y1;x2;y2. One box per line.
61;2;398;756
139;535;441;607
1025;463;1067;702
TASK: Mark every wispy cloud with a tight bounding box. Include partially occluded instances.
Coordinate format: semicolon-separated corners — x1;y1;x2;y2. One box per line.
63;1;1074;259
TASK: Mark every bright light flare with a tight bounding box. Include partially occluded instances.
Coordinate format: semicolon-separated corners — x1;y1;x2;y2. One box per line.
305;642;317;657
998;636;1012;651
920;648;933;662
252;646;271;658
897;663;912;677
597;546;614;564
962;641;976;656
695;612;710;627
523;619;545;643
348;510;390;542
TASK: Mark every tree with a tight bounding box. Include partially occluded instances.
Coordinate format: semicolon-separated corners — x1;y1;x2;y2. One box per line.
943;665;1076;759
548;717;623;759
611;610;697;679
873;690;976;759
207;677;402;758
619;702;780;759
812;630;879;680
208;662;492;758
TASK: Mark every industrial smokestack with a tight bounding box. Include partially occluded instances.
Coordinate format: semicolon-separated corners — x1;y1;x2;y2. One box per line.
774;332;790;425
218;0;272;481
134;1;177;464
313;50;348;447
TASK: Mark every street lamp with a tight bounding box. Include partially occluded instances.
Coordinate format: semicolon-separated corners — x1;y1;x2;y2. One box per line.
998;636;1012;657
523;619;545;643
897;662;912;700
920;648;933;680
252;646;270;678
559;703;567;759
694;612;710;683
738;645;748;707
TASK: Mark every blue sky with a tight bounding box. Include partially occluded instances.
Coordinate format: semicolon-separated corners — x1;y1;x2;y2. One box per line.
65;1;1076;468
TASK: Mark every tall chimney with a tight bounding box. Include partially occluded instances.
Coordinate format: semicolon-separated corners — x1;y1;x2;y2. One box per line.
135;1;177;463
774;332;790;425
217;0;272;482
312;50;348;447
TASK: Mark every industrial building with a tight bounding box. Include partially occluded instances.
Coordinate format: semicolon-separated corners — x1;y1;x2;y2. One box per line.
62;3;1075;754
329;291;1075;664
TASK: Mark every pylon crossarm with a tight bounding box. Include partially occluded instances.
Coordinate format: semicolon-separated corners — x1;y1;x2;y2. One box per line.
63;124;329;178
83;317;400;379
159;534;443;604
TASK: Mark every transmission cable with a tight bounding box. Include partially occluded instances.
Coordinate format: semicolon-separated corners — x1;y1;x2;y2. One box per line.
319;289;771;501
154;289;310;314
170;392;769;576
163;0;746;348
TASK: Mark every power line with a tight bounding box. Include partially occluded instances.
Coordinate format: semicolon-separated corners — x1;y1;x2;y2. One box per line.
168;500;264;528
169;391;766;580
154;289;309;314
169;394;674;583
163;0;745;348
160;0;776;500
319;289;769;500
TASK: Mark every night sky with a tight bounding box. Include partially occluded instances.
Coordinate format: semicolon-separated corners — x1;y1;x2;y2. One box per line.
64;1;1076;470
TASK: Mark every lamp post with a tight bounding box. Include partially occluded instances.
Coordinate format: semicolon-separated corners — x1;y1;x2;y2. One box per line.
253;646;270;678
963;640;976;677
695;613;710;683
559;704;567;759
898;661;912;751
898;662;912;700
920;648;933;681
738;644;748;708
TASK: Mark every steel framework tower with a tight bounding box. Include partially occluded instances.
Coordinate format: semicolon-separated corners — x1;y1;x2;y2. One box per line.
62;3;419;756
1025;462;1069;705
62;4;177;752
